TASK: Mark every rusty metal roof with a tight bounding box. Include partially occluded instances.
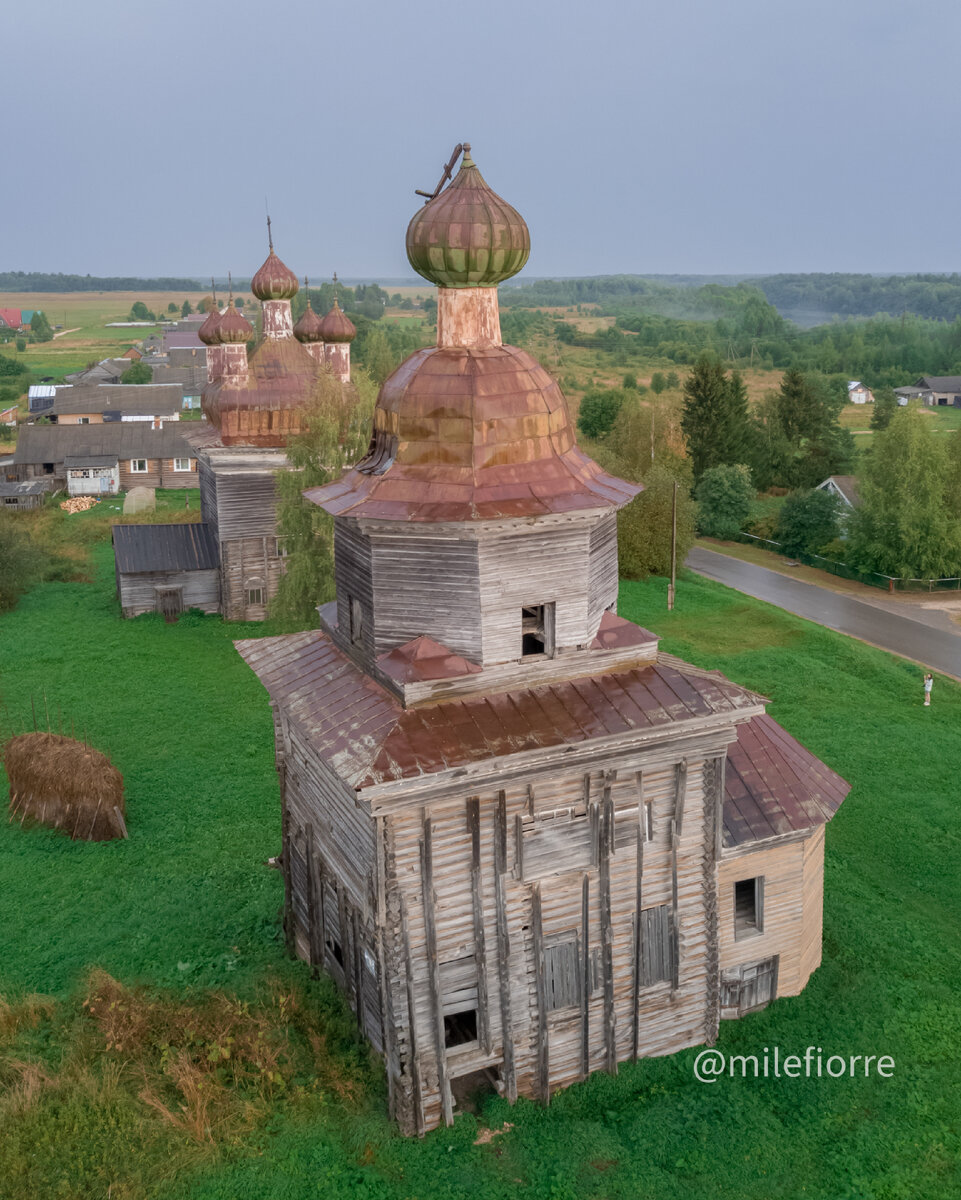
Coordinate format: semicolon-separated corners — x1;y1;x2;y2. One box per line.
201;336;324;448
723;713;849;847
236;629;763;794
304;345;640;522
377;636;482;684
251;249;299;302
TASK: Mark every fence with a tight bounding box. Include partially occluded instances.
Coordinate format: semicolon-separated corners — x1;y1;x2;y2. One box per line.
730;532;961;593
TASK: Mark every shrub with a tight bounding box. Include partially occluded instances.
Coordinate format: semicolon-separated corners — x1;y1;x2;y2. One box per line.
577;387;628;440
695;463;754;539
775;488;842;557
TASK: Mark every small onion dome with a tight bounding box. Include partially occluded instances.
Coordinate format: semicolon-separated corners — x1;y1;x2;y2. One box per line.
406;146;530;288
294;301;325;344
318;298;356;343
217;301;254;344
197;305;223;345
251;249;300;301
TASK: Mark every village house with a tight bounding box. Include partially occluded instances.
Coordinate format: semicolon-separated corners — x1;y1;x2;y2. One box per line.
816;474;860;509
31;384;183;426
0;478;59;511
112;522;221;617
846;380;874;404
236;146;851;1135
13;423;197;494
111;238;356;621
910;375;961;407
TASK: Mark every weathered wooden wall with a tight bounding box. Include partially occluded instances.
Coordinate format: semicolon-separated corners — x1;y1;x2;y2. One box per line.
117;569;221;617
220;538;286;621
717;829;820;1000
379;747;724;1133
587;513;619;627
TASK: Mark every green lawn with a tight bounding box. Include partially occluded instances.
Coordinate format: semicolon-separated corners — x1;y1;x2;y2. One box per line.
0;543;959;1198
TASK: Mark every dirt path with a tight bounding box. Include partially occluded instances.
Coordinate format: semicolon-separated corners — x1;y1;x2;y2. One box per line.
52;327;82;338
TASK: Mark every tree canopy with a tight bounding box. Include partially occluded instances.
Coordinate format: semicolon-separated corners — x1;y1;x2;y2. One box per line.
681;354;753;480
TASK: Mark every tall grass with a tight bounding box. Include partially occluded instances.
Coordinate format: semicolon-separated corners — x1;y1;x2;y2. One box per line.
0;547;959;1197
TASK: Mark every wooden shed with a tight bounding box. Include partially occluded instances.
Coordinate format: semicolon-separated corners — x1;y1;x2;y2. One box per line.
0;478;57;511
236;147;851;1134
112;522;220;617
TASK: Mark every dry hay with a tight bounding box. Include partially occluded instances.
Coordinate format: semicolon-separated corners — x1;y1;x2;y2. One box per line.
4;732;126;841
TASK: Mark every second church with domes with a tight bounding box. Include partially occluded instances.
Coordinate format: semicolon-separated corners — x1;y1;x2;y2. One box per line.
113;233;356;621
237;146;850;1135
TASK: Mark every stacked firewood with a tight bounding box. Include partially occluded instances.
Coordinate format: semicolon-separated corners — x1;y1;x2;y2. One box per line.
60;496;99;513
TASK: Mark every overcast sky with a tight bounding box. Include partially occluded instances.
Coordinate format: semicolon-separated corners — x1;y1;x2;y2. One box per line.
6;0;961;281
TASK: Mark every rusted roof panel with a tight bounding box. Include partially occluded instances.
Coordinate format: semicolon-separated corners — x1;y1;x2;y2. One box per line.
236;628;761;793
377;636;482;684
304;345;640;523
723;713;850;848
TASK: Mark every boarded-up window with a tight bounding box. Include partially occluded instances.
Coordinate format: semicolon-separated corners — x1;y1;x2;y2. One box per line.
523;806;592;879
614;800;653;850
288;837;308;935
544;936;581;1011
636;905;672;988
439;953;478;1016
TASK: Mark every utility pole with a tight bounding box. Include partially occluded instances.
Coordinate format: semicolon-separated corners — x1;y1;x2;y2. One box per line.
668;479;678;611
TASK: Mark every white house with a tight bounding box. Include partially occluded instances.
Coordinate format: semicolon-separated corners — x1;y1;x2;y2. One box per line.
847;381;874;405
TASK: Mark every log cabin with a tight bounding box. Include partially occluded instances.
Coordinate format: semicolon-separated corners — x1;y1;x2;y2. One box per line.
236;145;851;1134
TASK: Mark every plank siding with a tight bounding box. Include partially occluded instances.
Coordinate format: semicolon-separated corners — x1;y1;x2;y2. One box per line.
370;533;482;660
587;513;618;631
477;524;593;663
118;568;220;617
717;832;818;1002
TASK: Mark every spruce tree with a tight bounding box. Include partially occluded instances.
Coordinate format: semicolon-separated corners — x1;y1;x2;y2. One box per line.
681;353;753;481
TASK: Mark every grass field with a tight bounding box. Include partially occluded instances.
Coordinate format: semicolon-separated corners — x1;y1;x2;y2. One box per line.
1;522;960;1198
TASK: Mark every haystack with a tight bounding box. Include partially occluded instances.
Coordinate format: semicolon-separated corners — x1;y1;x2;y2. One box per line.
4;732;126;841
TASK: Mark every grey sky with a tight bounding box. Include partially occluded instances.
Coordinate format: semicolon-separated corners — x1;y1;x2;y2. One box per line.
7;0;961;281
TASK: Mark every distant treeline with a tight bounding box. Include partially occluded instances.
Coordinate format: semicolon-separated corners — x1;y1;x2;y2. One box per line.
501;272;961;323
0;272;204;292
751;274;961;322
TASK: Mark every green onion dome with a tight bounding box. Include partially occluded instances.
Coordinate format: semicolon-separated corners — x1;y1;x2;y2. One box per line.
251;249;300;301
405;145;530;288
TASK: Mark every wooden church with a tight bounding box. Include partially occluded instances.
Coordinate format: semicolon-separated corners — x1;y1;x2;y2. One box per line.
237;145;850;1135
113;237;356;621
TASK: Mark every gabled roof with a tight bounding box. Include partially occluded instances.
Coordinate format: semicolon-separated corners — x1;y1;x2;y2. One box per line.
916;376;961;391
163;331;205;351
236;628;764;795
14;422;195;465
818;474;860;507
48;384;182;417
0;309;22;328
113;522;219;574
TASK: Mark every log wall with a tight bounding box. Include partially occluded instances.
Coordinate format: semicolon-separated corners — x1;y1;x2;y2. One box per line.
118;568;221;617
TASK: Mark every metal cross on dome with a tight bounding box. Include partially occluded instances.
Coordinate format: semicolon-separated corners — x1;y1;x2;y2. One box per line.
415;143;468;204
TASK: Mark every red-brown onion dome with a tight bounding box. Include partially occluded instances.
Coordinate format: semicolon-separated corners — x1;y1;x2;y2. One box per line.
318;299;356;343
217;301;254;344
197;305;224;345
406;146;530;288
304;344;639;522
251;249;300;301
294;302;325;344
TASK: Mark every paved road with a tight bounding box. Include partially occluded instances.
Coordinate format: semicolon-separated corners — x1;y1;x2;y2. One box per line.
686;546;961;680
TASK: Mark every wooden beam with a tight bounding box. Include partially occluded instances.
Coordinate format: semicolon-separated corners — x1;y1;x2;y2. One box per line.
399;894;425;1137
305;823;319;975
674;759;688;838
599;772;616;1074
580;872;591;1080
631;772;644;1061
420;813;452;1126
531;882;550;1105
467;797;491;1054
670;814;680;995
493;790;517;1102
281;800;294;957
715;753;726;860
515;812;525;881
351;907;364;1034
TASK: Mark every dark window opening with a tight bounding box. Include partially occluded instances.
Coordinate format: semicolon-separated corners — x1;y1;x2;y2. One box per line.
42;462;54;475
326;937;344;968
521;603;555;658
246;587;264;607
734;877;764;938
444;1009;478;1048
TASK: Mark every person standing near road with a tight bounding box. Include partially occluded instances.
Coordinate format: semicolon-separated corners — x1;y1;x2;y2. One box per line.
924;673;933;706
